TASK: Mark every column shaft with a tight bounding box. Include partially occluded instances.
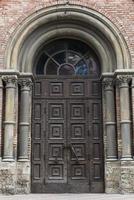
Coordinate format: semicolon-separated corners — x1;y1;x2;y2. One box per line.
117;75;132;159
2;75;17;161
18;79;32;160
103;78;117;159
0;77;3;158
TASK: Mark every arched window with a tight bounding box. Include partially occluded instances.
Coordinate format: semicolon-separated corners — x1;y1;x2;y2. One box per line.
35;39;100;77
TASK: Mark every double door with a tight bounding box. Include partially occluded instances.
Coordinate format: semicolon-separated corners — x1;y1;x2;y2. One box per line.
32;78;104;193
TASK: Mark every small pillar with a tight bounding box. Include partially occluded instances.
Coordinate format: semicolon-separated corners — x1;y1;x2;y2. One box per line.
103;78;117;159
0;77;3;158
2;75;17;161
117;75;132;159
18;78;32;160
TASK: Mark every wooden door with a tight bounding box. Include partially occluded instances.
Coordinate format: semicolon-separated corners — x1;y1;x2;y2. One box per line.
31;77;104;193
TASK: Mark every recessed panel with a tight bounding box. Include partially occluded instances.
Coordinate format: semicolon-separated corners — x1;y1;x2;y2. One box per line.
70;104;85;119
49;82;63;96
49;123;64;138
93;164;101;180
71;144;85;160
34;103;41;119
33;164;41;180
93;143;100;159
48;103;64;119
93;123;100;139
34;82;41;96
34;123;41;139
70;82;84;96
92;82;100;95
92;103;100;120
71;123;85;138
48;165;64;180
71;165;86;179
33;143;41;161
49;144;64;160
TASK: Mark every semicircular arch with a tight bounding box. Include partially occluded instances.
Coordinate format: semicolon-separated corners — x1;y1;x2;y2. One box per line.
5;5;131;73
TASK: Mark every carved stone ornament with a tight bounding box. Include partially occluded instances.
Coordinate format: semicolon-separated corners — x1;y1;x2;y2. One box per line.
2;75;17;85
18;78;33;90
116;75;132;86
102;78;114;89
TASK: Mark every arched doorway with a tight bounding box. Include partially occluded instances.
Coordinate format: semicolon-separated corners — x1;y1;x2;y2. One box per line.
3;5;131;194
31;38;104;193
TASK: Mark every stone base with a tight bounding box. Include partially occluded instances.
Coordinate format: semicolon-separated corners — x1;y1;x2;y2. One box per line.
0;160;30;194
105;160;134;194
1;159;134;194
120;160;134;193
105;160;121;193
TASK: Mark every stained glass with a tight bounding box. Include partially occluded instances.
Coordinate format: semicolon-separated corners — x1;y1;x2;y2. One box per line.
35;39;100;77
58;65;75;75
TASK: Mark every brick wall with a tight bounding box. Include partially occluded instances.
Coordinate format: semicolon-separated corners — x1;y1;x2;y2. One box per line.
0;0;134;70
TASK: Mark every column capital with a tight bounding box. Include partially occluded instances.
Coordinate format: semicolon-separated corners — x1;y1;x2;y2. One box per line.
102;78;114;90
2;75;17;87
18;78;33;90
116;75;131;87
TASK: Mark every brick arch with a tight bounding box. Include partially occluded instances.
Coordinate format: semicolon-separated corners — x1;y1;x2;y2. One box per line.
4;5;131;73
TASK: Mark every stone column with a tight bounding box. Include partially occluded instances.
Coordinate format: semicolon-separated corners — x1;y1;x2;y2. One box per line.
2;75;17;161
18;78;32;160
0;77;3;158
103;78;117;159
117;75;132;159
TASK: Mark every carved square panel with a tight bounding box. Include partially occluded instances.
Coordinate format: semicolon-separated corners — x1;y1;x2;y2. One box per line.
70;82;84;96
49;82;63;96
71;144;85;160
49;123;64;138
48;165;63;180
71;123;85;138
70;104;85;119
49;144;63;160
48;103;64;119
71;165;86;179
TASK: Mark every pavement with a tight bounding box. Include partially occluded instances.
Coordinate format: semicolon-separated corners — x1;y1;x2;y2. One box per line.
1;194;134;200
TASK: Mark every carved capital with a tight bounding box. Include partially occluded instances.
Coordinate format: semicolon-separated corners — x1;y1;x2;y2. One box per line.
2;75;17;87
116;75;131;87
102;78;114;90
18;78;33;90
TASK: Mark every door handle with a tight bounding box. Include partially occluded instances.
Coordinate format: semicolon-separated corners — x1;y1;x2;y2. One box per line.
70;145;79;163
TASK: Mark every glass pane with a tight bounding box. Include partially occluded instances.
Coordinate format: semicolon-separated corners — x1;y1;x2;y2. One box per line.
67;51;81;65
36;53;48;74
85;54;100;76
59;65;75;75
46;59;58;75
45;40;66;55
53;52;66;65
75;60;88;75
68;40;88;55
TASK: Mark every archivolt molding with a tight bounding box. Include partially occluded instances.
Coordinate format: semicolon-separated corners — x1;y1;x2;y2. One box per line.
5;5;131;73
